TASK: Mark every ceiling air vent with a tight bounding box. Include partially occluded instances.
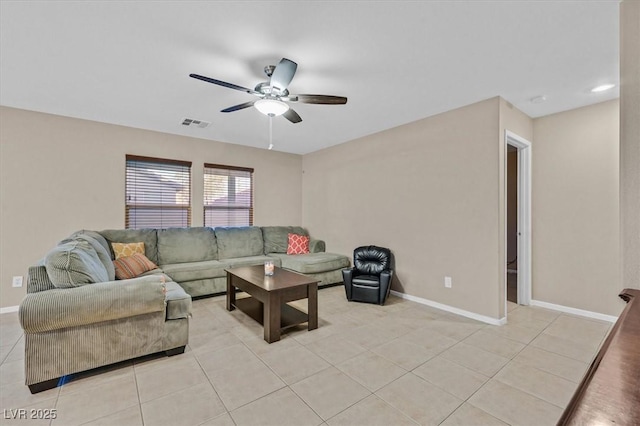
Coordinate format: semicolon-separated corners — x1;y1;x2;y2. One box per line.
181;118;210;128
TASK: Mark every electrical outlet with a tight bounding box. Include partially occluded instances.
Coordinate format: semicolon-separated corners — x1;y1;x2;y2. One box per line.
444;276;452;288
12;276;23;288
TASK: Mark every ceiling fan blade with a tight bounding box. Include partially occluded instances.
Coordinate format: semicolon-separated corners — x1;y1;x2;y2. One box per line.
270;58;297;91
293;94;347;105
189;74;258;95
283;108;302;124
221;101;255;113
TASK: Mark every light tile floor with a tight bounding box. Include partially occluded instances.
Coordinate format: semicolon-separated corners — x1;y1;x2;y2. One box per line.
0;286;612;426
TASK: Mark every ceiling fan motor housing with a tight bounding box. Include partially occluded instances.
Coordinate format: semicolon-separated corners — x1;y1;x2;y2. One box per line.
254;81;289;97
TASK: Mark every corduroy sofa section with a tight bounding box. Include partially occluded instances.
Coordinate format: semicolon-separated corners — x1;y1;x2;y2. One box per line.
20;266;190;394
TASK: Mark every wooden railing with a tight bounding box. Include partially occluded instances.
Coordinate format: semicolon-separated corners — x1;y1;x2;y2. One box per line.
557;288;640;425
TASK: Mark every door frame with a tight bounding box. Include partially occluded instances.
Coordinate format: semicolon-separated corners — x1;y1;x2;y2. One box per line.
505;130;532;306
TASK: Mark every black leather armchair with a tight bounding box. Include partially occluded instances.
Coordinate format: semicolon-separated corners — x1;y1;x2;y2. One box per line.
342;245;394;305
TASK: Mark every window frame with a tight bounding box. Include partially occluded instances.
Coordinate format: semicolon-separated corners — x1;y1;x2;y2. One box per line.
125;154;192;229
203;163;254;228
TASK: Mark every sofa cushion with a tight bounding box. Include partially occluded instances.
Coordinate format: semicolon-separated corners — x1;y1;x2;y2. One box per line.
158;227;217;264
138;268;166;278
66;233;116;281
113;253;159;280
70;230;112;256
215;227;264;259
99;229;159;264
161;260;228;282
45;240;109;288
261;226;308;254
287;233;310;255
165;281;192;320
222;255;282;270
268;252;350;274
111;242;145;259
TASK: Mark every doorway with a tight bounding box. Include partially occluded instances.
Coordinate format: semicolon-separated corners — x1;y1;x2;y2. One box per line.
505;131;531;306
507;145;518;303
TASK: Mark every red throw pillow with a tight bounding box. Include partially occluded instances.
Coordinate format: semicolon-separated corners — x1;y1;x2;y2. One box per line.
287;233;310;255
113;253;158;280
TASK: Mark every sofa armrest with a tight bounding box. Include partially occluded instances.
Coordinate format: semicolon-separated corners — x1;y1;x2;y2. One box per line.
27;265;55;293
19;275;168;333
342;268;354;299
379;270;394;301
309;239;326;253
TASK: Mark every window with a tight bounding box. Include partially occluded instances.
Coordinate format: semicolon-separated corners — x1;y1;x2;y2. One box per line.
125;155;191;229
204;163;253;227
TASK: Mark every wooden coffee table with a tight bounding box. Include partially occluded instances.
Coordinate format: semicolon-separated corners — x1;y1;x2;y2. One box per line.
226;265;319;343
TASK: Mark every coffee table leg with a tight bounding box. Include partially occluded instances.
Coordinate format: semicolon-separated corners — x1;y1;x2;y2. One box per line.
308;283;318;331
226;273;235;311
264;292;281;343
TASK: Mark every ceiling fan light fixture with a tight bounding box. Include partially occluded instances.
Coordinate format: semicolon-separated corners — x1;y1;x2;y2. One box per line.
254;99;289;116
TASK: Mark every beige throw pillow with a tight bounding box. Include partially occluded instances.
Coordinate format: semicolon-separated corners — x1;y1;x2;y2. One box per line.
111;242;145;260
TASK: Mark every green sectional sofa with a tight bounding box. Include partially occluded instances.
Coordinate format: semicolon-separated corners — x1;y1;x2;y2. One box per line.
98;225;350;297
19;225;348;393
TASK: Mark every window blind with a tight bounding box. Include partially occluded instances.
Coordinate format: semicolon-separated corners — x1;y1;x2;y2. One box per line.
125;155;192;229
204;163;254;227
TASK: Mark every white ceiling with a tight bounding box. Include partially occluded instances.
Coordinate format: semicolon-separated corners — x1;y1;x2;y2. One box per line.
0;1;619;155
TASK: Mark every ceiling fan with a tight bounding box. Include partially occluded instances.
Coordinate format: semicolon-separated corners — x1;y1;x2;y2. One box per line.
189;58;347;124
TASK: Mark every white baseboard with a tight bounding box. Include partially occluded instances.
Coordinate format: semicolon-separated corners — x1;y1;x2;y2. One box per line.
0;306;19;314
390;290;506;326
530;299;618;323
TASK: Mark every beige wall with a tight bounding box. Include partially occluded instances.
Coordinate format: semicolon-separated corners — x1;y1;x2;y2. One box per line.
532;100;623;316
301;95;622;319
302;97;505;319
2;93;626;318
620;0;640;290
0;106;303;308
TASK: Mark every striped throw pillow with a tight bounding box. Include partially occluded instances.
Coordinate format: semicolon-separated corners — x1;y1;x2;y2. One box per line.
113;253;158;280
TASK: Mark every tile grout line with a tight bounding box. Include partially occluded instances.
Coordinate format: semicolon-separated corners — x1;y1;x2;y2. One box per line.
132;360;145;426
192;343;260;417
375;369;466;424
459;311;590;417
421;305;566;423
